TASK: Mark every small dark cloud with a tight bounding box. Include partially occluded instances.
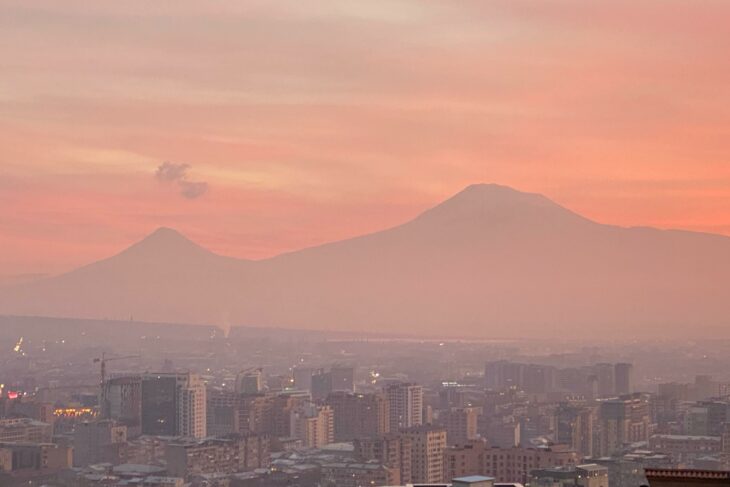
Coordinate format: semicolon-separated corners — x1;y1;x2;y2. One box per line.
155;161;190;182
179;180;209;199
154;161;208;199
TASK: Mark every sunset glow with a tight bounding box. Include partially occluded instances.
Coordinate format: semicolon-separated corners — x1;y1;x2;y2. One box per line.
2;0;729;277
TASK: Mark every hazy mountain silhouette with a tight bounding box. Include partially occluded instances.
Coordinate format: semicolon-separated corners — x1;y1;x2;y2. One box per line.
2;184;729;338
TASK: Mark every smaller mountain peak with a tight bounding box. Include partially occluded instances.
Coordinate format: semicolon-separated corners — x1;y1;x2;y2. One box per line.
141;227;191;244
129;227;206;256
461;182;515;192
147;226;185;238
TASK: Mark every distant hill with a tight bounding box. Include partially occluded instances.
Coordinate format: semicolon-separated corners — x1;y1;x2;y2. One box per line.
2;184;729;338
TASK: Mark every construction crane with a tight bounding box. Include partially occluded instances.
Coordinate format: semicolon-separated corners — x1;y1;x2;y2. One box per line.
94;353;140;418
93;352;140;386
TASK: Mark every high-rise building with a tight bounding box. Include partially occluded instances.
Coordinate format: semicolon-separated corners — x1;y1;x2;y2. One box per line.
401;425;447;484
309;365;355;401
236;369;263;394
440;385;468;410
103;375;142;437
598;393;651;456
141;374;178;436
386;383;423;430
694;375;718;401
485;361;525;390
593;363;616;398
178;374;207;438
556;404;596;457
614;363;632;395
141;373;206;438
293;367;313;392
440;407;480;445
697;400;730;436
311;369;333;401
206;388;239;437
326;391;390;441
524;364;557;394
236;393;274;435
330;365;355;393
272;392;310;438
290;403;334;448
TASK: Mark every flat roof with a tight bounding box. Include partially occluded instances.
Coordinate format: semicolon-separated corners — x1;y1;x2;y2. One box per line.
454;475;497;482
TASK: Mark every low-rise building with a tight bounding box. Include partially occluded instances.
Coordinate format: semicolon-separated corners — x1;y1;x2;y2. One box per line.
530;463;608;487
482;445;581;485
0;418;52;443
649;434;723;464
165;434;269;479
321;461;397;487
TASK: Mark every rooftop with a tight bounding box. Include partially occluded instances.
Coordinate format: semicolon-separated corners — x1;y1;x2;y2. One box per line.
454;476;497;483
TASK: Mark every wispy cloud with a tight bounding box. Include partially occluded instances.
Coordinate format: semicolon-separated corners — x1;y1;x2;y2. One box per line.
155;162;208;199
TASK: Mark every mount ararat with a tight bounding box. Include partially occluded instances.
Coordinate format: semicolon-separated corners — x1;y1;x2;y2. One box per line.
2;184;729;338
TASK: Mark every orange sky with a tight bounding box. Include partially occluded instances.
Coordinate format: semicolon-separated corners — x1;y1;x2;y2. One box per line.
1;0;730;277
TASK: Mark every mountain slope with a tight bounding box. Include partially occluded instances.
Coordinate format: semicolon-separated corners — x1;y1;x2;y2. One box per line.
0;227;256;325
2;184;729;338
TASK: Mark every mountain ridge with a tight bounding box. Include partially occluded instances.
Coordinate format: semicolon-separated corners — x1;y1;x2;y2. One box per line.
2;183;729;339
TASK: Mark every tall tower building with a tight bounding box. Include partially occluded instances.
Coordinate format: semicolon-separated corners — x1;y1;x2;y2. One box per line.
598;393;650;456
102;375;142;437
386;383;423;431
594;363;616;398
141;372;206;438
400;426;447;484
141;374;178;436
614;363;632;395
555;403;595;457
290;402;334;448
178;374;206;438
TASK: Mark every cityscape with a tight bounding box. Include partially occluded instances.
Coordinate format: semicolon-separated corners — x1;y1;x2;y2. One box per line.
2;1;730;487
3;316;730;486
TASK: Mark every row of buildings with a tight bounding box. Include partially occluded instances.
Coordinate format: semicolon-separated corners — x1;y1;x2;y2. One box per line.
485;361;633;398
